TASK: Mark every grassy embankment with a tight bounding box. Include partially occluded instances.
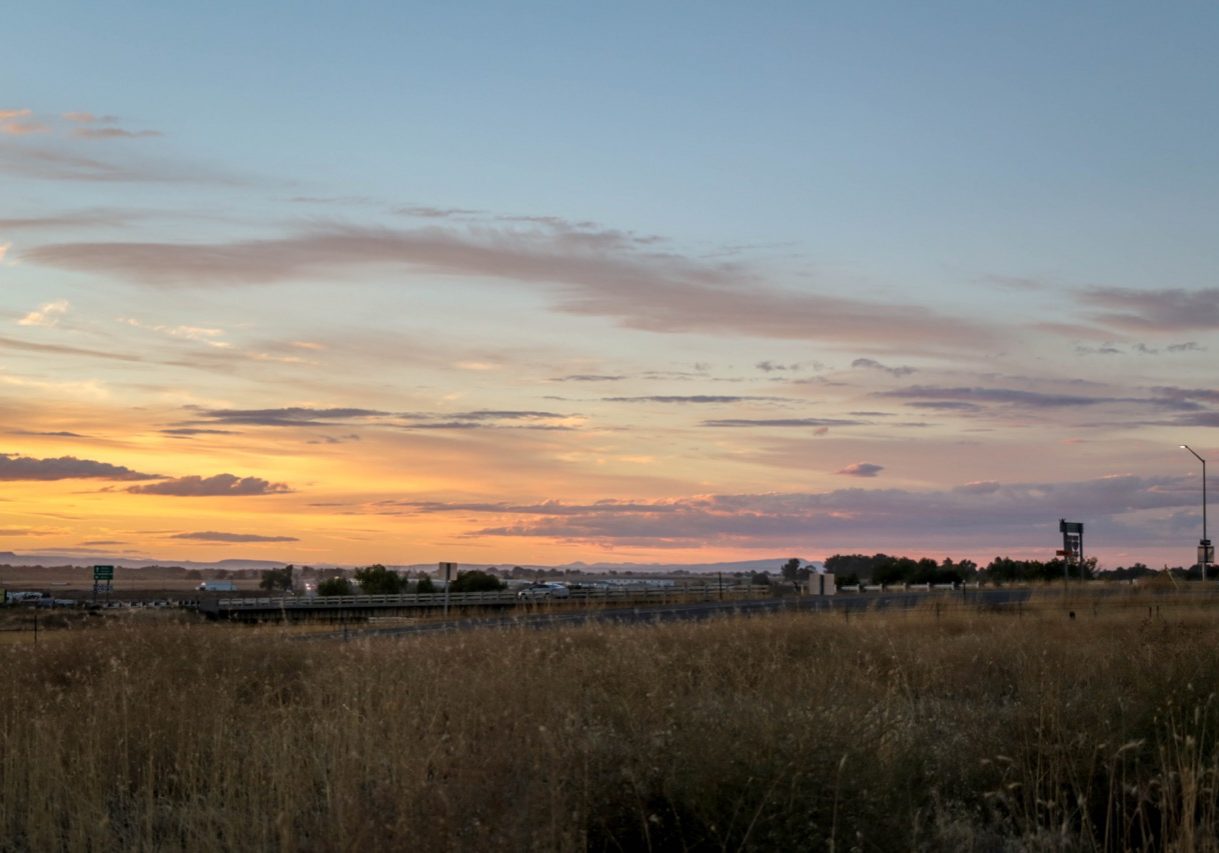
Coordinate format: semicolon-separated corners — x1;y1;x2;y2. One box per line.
1;591;1218;851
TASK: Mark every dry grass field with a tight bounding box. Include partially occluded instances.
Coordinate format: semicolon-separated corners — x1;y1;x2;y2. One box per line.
1;591;1218;851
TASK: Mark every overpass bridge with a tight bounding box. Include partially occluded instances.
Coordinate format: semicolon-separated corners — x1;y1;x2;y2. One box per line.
193;583;777;622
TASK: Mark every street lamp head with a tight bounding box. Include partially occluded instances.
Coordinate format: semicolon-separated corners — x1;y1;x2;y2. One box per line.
1181;444;1205;462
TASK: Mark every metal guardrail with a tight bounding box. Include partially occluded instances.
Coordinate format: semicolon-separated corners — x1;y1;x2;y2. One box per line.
207;584;775;611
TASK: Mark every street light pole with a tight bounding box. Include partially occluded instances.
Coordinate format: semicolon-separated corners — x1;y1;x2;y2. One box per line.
1181;445;1210;581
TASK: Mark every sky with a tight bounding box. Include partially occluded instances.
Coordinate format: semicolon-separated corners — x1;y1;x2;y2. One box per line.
2;2;1218;569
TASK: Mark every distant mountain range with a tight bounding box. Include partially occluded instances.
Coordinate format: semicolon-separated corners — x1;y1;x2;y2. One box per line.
0;551;820;575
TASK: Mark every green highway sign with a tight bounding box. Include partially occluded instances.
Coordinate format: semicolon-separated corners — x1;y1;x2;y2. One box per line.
93;565;114;580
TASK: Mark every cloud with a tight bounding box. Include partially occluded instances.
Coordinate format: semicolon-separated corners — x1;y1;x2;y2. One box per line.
551;374;626;382
378;473;1202;549
395;204;485;219
9;430;87;438
305;433;361;445
2;123;50;136
851;357;915;377
159;428;239;437
71;127;162;140
0;526;59;536
119;317;230;347
604;395;782;404
191;407;388;427
1170;412;1219;428
128;474;290;496
836;462;884;478
702;417;867;428
0;333;144;363
446;410;567;420
169;530;299;543
0;109;31;121
1078;287;1219;332
1;121;49;136
17;298;69;327
183;406;576;433
0;210;134;230
0;452;157;481
903;401;982;412
1148;386;1219;405
876;385;1199;412
22;224;996;349
755;361;801;372
0;142;242;184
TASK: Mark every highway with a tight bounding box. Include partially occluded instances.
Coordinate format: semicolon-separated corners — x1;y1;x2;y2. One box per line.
303;587;1038;642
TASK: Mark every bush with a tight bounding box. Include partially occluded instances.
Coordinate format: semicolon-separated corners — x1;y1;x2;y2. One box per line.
449;570;506;593
415;575;436;594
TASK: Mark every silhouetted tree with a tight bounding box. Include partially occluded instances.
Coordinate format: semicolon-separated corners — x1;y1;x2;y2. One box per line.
449;570;506;593
317;576;353;596
354;564;406;594
259;565;294;592
780;558;811;583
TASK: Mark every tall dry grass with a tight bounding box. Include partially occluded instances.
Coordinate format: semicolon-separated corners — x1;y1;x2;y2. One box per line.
1;594;1218;851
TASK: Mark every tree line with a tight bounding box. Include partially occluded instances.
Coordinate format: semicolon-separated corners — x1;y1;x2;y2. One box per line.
259;564;506;596
821;553;1205;585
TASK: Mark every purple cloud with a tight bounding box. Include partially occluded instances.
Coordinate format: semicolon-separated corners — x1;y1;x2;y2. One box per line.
0;453;157;481
128;474;290;496
22;224;997;349
851;357;915;377
1079;287;1219;332
169;531;298;542
837;462;884;478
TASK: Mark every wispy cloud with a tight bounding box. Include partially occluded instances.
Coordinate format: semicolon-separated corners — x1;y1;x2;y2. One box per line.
72;127;162;140
0;333;144;363
159;428;239;437
876;385;1203;412
1;110;49;135
23;224;997;348
851;357;915;377
189;407;389;427
0;210;134;230
17;298;70;327
551;374;627;382
181;406;576;432
836;462;884;477
1079;286;1219;332
604;395;784;404
119;317;229;347
128;473;290;496
0;452;157;481
169;530;298;542
702;417;867;428
755;360;801;373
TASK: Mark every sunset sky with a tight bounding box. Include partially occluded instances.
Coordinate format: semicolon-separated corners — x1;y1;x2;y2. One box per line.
3;2;1218;569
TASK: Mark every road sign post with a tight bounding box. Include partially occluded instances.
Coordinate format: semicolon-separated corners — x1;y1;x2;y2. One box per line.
1058;520;1084;582
439;562;457;617
92;565;114;600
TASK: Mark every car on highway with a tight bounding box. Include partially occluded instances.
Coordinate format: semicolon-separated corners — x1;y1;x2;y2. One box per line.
516;582;571;600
